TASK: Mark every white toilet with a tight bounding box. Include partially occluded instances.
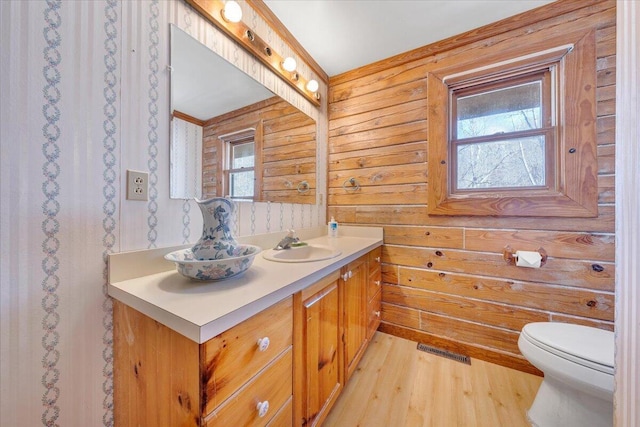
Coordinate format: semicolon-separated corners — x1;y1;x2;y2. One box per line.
518;322;614;427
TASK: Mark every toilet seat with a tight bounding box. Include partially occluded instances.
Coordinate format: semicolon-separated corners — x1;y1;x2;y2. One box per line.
521;322;614;375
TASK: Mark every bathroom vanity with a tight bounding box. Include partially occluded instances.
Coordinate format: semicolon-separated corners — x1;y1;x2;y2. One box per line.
108;227;382;426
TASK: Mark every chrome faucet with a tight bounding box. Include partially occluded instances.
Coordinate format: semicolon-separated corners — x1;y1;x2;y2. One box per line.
274;230;300;250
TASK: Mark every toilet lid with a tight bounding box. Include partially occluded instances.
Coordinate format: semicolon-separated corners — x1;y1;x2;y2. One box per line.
521;322;614;374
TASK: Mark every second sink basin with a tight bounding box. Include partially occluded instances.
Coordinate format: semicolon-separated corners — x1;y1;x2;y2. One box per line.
262;244;342;263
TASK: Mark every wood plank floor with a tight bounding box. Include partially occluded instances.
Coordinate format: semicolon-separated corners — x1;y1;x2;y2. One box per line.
323;332;542;427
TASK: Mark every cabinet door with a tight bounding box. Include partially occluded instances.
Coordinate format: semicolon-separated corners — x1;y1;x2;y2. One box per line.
343;256;368;381
294;271;343;427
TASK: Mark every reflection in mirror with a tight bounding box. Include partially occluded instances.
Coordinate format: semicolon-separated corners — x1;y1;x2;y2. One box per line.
170;25;317;204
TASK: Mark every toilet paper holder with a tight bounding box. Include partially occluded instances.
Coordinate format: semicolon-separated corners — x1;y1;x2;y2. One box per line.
503;246;548;267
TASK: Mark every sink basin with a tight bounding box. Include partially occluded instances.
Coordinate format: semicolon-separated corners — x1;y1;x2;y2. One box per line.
262;244;342;263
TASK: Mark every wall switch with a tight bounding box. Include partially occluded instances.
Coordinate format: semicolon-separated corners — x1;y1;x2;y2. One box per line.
126;170;149;201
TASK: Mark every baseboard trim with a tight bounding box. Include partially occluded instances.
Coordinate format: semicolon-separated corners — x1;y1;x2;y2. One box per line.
378;322;543;377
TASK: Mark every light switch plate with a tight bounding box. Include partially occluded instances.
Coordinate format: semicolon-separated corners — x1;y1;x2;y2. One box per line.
126;170;149;201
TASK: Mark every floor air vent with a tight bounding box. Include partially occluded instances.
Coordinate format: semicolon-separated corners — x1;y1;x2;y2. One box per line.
416;343;471;365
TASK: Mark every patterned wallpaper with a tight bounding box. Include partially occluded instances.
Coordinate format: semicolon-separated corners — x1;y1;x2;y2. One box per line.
0;1;327;425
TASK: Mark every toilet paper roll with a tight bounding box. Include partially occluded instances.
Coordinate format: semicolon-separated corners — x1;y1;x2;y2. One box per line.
515;250;542;268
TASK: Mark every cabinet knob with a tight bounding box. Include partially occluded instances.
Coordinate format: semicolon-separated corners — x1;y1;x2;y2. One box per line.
375;280;381;286
256;400;270;418
257;337;270;352
348;270;353;279
375;256;381;263
374;311;381;317
342;272;349;281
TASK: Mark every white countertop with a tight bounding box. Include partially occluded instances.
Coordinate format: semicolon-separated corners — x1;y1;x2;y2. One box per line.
108;226;382;343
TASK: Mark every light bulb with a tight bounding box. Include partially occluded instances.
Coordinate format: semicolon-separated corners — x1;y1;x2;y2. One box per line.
306;79;319;93
222;1;242;23
282;57;297;72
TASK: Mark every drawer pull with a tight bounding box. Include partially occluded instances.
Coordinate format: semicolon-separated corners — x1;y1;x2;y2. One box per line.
256;337;270;352
375;256;381;263
374;311;381;317
256;400;270;418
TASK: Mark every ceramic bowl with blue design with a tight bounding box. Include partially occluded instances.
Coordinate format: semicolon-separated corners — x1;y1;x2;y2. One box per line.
165;244;261;281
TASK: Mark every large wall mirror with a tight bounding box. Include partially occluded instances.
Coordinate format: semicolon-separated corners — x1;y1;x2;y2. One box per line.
170;24;317;204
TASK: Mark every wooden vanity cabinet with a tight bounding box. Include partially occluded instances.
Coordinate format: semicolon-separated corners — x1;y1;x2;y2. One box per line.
114;296;293;427
293;270;343;427
342;255;369;382
113;246;382;427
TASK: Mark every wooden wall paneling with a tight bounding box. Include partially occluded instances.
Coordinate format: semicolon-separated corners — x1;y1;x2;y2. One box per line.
329;121;427;155
326;0;617;373
328;184;428;206
329;79;427;121
463;229;615;261
328;141;427;171
382;226;465;249
382;284;551;331
382;265;614;322
327;204;616;233
598;174;615;204
328;164;427;188
383;245;614;291
597;116;615;145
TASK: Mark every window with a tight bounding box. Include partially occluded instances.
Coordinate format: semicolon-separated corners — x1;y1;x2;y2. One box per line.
220;128;258;200
427;32;598;217
450;70;554;192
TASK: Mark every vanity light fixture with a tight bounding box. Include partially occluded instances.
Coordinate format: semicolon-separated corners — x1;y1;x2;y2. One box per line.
221;0;242;23
282;57;297;72
306;79;319;93
187;0;321;106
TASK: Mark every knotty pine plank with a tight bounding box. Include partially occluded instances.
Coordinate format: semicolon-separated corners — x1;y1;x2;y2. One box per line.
464;229;615;261
383;284;550;331
329;99;427;135
329;79;427;120
328;163;427;188
383;245;614;291
329;141;427;171
383;225;465;249
328;205;615;233
383;265;615;322
329;121;427;154
328;184;428;206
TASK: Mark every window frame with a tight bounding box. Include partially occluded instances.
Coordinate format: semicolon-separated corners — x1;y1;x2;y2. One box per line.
426;31;598;217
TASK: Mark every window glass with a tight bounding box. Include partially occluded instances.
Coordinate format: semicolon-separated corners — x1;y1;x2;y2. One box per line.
456;136;546;189
451;72;550;191
231;142;255;169
456;81;542;139
229;170;254;198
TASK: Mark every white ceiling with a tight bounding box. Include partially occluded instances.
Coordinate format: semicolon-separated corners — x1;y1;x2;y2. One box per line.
263;0;556;77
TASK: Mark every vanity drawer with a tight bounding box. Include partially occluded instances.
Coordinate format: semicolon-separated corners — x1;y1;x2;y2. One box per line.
368;247;382;274
202;296;293;414
204;347;293;427
266;396;292;427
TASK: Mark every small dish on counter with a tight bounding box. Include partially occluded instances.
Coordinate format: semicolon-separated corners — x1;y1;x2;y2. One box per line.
165;244;261;281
